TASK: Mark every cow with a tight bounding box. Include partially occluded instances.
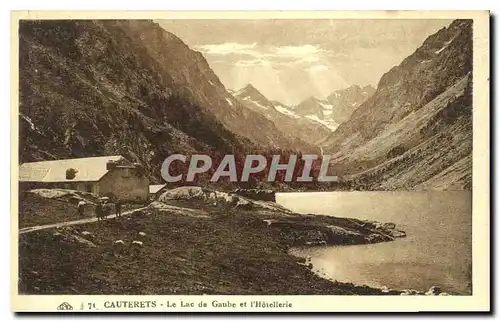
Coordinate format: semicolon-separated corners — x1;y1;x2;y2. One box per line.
95;202;105;221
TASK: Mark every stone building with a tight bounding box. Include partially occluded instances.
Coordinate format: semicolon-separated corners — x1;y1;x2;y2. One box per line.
19;155;149;202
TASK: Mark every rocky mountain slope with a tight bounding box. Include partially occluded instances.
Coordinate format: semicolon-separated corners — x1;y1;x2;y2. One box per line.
19;20;314;183
320;19;473;190
325;85;376;123
292;85;376;131
233;84;331;145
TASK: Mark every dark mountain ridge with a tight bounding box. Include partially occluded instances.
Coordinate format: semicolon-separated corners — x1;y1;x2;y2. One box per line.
19;20;315;184
319;19;473;190
322;19;472;151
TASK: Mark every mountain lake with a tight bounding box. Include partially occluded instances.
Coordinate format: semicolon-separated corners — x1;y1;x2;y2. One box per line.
276;191;472;295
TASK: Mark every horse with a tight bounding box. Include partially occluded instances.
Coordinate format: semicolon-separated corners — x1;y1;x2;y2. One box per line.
96;201;112;221
95;203;105;221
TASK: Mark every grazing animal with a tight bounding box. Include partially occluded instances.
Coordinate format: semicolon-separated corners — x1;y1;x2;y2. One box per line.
77;200;86;217
115;200;123;217
128;240;143;256
103;203;112;218
95;203;105;221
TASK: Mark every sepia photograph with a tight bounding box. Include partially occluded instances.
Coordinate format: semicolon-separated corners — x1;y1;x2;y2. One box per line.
10;10;490;312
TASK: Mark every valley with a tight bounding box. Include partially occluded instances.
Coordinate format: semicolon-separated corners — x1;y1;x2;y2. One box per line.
18;19;473;192
15;16;477;298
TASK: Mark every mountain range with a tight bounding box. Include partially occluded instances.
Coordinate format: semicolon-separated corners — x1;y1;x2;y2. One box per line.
233;83;376;145
233;84;331;145
18;19;473;190
292;84;376;131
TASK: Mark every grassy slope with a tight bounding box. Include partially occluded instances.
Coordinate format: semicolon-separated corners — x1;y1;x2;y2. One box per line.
18;195;399;295
18;190;144;228
19;193;86;228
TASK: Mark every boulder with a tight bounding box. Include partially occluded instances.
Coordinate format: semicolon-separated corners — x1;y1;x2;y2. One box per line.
380;286;390;293
365;233;387;243
80;231;95;240
425;286;442;295
70;235;97;248
383;222;396;230
400;289;421;295
235;198;253;210
158;186;206;201
232;189;276;202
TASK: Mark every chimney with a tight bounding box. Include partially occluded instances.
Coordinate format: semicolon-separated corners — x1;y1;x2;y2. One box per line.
106;160;117;170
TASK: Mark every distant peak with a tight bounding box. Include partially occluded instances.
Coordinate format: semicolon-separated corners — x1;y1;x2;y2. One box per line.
362;84;376;92
302;96;320;103
235;83;265;98
241;83;258;92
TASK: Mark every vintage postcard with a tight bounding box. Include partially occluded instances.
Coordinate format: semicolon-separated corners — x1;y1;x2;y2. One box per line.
11;10;490;312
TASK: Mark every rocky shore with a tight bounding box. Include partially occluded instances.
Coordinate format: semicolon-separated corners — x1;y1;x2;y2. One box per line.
18;186;450;295
158;186;406;247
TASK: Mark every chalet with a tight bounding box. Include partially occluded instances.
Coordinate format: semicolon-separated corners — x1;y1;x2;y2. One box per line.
19;155;149;202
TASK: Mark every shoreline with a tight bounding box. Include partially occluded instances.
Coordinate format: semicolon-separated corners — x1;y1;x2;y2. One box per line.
17;186;455;296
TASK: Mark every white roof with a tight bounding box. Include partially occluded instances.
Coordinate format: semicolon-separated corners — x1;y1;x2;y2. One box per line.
149;184;166;194
19;155;124;183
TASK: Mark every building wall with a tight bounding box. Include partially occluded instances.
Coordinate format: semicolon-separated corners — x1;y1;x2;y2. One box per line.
19;167;148;202
98;167;149;202
19;181;97;193
62;182;91;192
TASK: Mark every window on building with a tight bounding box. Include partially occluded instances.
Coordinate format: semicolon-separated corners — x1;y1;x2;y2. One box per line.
86;184;92;192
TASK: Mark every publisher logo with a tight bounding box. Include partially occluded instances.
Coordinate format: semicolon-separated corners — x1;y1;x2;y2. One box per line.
57;302;73;310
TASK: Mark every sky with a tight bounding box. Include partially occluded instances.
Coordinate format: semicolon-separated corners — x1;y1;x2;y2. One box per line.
158;19;452;105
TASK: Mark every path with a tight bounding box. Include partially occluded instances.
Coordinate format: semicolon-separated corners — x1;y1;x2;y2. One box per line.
19;207;148;235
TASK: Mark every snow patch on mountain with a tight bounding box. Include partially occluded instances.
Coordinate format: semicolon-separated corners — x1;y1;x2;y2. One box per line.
242;97;268;110
323;110;333;116
435;37;456;55
274;104;301;119
20;113;36;131
305;115;339;131
319;102;334;110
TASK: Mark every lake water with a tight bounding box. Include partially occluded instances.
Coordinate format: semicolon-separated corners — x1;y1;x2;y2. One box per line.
276;191;472;294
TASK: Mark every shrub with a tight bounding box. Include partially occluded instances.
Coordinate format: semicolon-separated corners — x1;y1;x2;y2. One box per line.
65;168;78;180
386;145;406;159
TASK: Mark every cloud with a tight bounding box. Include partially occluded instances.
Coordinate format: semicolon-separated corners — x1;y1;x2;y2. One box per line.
275;44;320;57
233;59;274;68
197;42;347;104
306;64;329;72
196;42;334;66
159;19;453;104
195;42;258;56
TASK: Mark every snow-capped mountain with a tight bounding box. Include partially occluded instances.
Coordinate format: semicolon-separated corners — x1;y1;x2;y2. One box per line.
326;85;376;123
292;85;376;131
234;84;276;112
233;84;332;145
